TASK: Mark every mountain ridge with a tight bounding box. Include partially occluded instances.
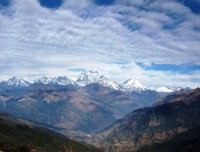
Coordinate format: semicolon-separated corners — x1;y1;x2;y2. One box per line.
89;88;200;152
0;111;103;152
0;70;186;93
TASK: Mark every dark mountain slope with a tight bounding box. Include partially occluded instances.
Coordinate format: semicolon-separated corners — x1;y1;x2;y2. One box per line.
138;125;200;152
0;112;103;152
90;88;200;152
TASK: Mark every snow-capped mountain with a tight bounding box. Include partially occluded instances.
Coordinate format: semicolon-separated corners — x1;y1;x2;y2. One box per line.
0;71;186;93
97;75;119;90
76;70;100;86
76;70;119;90
34;76;76;86
156;86;182;93
52;76;76;86
120;79;148;92
34;76;52;84
34;76;50;84
0;77;30;90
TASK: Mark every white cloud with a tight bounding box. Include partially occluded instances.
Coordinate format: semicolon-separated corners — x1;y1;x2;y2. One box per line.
0;0;200;87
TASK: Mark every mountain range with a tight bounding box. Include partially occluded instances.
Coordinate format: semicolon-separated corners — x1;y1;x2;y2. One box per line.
0;69;183;93
0;70;188;138
0;70;188;139
0;70;199;151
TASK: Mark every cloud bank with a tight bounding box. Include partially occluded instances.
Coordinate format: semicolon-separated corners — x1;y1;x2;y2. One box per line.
0;0;200;88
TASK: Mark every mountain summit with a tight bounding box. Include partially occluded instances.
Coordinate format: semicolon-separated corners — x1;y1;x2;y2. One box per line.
120;79;147;92
0;77;30;90
76;70;119;90
156;86;182;93
76;69;100;86
0;70;186;92
34;76;76;86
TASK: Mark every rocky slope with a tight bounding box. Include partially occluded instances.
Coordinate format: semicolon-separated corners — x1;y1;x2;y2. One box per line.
90;88;200;152
137;125;200;152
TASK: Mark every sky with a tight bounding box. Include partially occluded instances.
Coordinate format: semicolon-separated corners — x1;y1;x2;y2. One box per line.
0;0;200;88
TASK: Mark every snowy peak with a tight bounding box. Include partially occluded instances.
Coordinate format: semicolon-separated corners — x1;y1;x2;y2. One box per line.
120;79;147;92
98;75;109;83
156;86;182;93
34;76;76;86
52;76;76;86
98;75;119;90
54;76;75;85
0;73;188;92
76;70;119;90
1;77;30;87
35;76;50;84
120;79;182;93
76;69;100;86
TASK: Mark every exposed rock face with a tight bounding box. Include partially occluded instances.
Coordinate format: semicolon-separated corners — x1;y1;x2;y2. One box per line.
90;88;200;152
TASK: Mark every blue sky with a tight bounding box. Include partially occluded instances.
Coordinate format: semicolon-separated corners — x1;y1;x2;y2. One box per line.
136;62;200;74
0;0;200;88
39;0;63;9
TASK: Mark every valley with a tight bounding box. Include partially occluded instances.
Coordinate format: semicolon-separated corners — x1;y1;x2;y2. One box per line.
0;70;199;152
1;0;200;151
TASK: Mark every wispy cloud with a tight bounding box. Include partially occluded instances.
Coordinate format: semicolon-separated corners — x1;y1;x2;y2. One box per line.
0;0;200;87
